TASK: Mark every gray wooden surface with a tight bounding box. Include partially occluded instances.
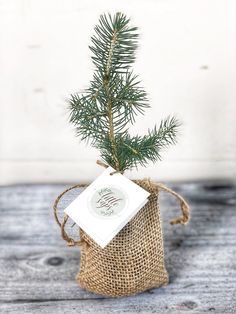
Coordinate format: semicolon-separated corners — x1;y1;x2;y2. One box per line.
0;182;236;314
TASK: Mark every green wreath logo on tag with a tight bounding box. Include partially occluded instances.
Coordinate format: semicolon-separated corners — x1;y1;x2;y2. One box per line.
90;186;127;218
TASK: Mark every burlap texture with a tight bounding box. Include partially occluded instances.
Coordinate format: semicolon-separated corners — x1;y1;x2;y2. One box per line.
53;179;190;297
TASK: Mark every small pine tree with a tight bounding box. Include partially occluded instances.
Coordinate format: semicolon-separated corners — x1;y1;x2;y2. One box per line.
69;12;180;172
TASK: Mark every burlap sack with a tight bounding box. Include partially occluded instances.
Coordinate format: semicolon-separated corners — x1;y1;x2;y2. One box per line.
53;179;190;297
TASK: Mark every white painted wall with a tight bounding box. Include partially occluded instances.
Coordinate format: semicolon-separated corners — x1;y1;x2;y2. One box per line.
0;0;236;184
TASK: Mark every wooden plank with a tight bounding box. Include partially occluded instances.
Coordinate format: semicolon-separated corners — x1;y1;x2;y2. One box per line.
0;183;236;313
0;292;235;314
0;245;235;298
1;160;236;185
0;183;235;246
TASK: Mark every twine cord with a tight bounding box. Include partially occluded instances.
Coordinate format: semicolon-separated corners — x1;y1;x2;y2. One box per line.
96;159;124;175
53;183;88;247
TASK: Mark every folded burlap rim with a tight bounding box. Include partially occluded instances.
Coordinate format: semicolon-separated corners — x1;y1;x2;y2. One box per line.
53;160;190;248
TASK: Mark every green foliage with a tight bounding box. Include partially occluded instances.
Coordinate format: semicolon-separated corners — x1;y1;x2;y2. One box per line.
69;12;180;172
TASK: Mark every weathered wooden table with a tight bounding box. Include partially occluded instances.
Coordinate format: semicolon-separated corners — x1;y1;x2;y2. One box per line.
0;182;235;313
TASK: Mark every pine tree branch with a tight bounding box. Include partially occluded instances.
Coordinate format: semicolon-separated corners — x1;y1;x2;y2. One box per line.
68;13;181;171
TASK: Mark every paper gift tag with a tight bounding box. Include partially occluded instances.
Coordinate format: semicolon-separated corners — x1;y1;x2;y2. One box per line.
64;166;150;248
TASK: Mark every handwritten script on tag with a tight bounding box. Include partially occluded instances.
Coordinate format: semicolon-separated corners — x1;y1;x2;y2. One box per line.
90;186;126;218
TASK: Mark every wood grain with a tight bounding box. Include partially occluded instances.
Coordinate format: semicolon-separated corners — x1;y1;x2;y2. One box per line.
0;182;235;313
